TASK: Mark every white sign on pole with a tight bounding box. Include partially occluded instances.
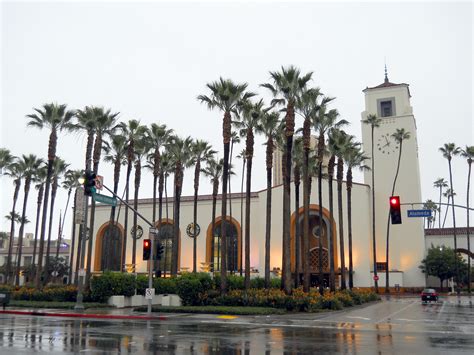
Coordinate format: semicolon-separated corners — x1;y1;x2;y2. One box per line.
149;227;158;235
74;187;85;224
145;288;155;300
95;175;104;190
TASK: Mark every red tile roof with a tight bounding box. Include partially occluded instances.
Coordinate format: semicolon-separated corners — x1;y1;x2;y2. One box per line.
425;227;474;236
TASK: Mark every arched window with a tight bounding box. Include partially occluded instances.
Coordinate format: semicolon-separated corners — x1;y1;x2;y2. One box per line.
157;223;174;275
207;218;241;272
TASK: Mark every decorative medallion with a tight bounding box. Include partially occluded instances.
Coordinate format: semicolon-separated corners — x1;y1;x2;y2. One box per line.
186;222;201;238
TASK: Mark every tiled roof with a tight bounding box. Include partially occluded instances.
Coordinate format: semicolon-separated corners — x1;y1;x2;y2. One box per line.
425;227;474;236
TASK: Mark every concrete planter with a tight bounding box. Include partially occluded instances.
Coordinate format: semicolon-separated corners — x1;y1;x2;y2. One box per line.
124;295;145;307
107;295;125;308
161;294;181;307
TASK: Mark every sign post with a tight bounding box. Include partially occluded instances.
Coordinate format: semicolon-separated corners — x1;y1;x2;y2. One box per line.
147;227;159;316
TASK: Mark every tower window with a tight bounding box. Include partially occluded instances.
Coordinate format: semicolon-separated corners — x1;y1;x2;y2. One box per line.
380;101;393;117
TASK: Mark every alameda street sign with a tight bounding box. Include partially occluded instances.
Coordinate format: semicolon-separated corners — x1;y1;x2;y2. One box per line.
407;209;432;218
92;192;117;207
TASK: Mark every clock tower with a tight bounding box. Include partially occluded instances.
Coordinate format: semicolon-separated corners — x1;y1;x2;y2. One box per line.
361;70;425;287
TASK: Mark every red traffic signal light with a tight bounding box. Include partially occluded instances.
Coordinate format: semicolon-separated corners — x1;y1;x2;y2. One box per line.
389;196;402;224
143;239;151;260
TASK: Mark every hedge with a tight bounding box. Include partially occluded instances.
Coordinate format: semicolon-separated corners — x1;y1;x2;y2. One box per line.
90;272;136;302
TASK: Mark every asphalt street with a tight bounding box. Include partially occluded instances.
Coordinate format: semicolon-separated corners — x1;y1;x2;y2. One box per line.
0;296;473;354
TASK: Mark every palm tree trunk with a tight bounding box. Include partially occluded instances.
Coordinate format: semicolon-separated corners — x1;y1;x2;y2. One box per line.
281;147;289;291
448;159;460;294
132;161;141;268
264;141;273;288
171;167;183;276
442;195;450;228
193;162;200;273
370;126;378;293
244;148;253;290
15;179;31;286
240;157;245;276
303;147;310;293
109;160;121;223
294;179;300;288
57;189;72;259
220;111;231;294
283;138;293;294
229;140;234;274
122;163;132;272
6;179;21;284
347;172;354;289
466;160;472;294
438;187;443;229
385;142;404;292
318;163;326;294
163;174;169;277
337;158;346;290
44;180;58;284
211;181;218;272
32;184;44;278
74;224;82;286
328;156;336;292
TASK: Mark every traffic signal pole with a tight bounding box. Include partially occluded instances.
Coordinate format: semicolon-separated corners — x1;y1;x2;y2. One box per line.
74;195;89;311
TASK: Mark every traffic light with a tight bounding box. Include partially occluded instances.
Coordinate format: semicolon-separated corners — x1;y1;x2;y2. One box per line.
83;170;97;196
389;196;402;224
155;242;164;260
143;239;151;260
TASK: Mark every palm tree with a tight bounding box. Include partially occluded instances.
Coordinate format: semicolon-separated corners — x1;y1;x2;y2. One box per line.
442;188;456;228
190;140;215;272
58;169;83;284
147;124;173;226
0;148;14;176
202;157;224;273
14;155;44;285
4;160;21;284
103;135;128;223
86;108;119;284
262;66;313;294
74;106;98;171
292;137;304;288
236;149;246;276
385;128;410;292
44;157;69;284
312;106;348;294
423;200;438;228
234;98;266;289
295;87;332;292
256;111;280;287
362;113;382;293
118;119;148;272
228;131;240;274
31;165;47;277
433;178;448;229
131;136;152;268
344;145;369;289
27;103;75;288
439;143;461;292
166;136;193;275
198;78;255;293
461;145;474;294
159;152;173;277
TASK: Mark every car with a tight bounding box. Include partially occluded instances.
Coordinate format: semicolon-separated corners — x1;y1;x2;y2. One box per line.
421;288;438;303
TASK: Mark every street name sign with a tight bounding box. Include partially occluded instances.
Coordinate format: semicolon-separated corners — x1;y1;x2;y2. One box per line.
407;209;431;218
93;193;117;207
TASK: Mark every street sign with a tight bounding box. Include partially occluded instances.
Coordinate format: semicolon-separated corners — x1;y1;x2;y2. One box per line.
78;269;86;277
74;187;85;224
373;275;379;281
149;227;158;235
407;209;432;218
145;288;155;300
95;175;104;190
93;193;117;206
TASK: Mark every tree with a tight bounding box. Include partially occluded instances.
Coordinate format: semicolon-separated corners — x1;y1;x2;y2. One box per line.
362;113;382;293
27;103;75;288
4;159;22;284
344;144;369;289
198;78;255;294
262;66;313;294
439;143;461;293
423;200;438;229
292;137;303;288
190;140;215;273
461;145;474;294
166;136;193;276
236;149;246;276
313;106;348;294
202;157;224;273
14;154;44;285
0;148;14;176
442;188;456;228
385;128;410;292
419;245;466;291
31;165;47;278
256;111;280;287
44;157;69;284
433;178;448;228
118;120;148;272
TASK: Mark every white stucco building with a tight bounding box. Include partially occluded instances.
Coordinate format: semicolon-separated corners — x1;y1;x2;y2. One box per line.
71;74;436;289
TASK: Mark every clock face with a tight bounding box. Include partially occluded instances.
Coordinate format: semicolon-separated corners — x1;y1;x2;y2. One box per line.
376;133;399;155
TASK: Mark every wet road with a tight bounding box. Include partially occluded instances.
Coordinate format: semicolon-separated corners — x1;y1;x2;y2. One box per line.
0;296;473;354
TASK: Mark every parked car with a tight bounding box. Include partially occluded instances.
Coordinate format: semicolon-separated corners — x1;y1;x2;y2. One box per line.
421;288;438;303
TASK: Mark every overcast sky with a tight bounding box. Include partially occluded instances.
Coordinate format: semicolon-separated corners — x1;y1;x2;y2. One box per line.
1;0;472;239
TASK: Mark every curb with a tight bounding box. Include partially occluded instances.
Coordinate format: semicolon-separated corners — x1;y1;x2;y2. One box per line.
0;310;168;321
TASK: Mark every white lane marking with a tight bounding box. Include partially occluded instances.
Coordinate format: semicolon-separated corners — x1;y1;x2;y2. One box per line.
395;318;436;322
437;301;446;320
376;301;417;324
347;316;371;321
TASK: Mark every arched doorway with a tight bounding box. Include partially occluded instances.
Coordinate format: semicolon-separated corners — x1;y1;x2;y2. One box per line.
290;205;338;277
206;217;241;272
155;219;180;275
94;222;124;272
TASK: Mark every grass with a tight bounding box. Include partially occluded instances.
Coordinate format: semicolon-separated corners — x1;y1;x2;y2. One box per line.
134;305;286;315
7;300;113;309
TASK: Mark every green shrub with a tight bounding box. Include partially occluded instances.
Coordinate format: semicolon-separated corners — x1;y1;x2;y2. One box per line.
90;272;136;302
136;275;148;295
227;275;245;290
270;278;281;289
176;278;203;306
335;290;354;307
11;286;77;302
153;277;178;294
250;277;265;289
